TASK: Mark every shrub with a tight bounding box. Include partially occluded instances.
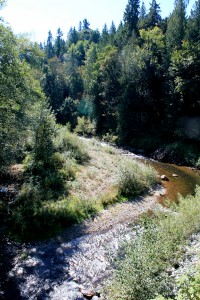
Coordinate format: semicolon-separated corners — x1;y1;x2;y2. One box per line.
54;127;89;163
74;116;95;136
117;157;157;196
102;132;119;144
196;157;200;168
165;142;200;166
11;192;101;239
153;269;200;300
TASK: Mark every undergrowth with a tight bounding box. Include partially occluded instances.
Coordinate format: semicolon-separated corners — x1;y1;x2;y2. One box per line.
106;186;200;300
10;133;158;240
117;157;157;196
54;127;90;163
10;126;89;240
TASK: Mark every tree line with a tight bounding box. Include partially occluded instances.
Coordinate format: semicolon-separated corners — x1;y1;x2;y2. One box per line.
42;0;200;141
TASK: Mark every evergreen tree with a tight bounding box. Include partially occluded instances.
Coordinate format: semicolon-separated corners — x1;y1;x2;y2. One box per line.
80;19;91;41
89;29;100;43
78;21;82;32
45;30;55;59
145;0;162;29
84;43;98;96
138;2;147;29
187;0;200;43
119;27;167;141
65;51;83;99
55;27;65;59
43;57;68;119
123;0;140;36
166;0;187;51
109;21;116;35
100;23;109;46
109;21;116;44
114;21;128;49
68;27;79;46
83;18;90;30
91;46;121;134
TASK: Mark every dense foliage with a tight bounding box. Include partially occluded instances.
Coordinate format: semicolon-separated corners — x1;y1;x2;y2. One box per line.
37;0;200;165
1;0;200;174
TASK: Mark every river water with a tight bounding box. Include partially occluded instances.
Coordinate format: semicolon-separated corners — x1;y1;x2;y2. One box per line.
151;161;200;202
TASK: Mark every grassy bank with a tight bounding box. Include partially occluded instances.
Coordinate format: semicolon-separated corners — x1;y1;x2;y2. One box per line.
10;131;157;240
106;186;200;300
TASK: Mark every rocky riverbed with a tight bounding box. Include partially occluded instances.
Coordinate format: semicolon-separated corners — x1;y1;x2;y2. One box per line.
1;184;164;300
1;140;199;300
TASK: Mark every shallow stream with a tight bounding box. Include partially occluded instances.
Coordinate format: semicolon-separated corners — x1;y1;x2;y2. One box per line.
151;161;200;202
0;146;200;300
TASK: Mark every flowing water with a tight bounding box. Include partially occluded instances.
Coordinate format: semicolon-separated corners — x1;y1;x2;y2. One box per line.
151;161;200;202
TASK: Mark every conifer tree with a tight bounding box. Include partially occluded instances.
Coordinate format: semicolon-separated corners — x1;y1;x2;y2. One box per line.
138;2;147;29
187;0;200;43
145;0;162;28
68;27;79;46
100;23;109;46
123;0;140;36
55;27;65;59
166;0;187;51
45;30;55;59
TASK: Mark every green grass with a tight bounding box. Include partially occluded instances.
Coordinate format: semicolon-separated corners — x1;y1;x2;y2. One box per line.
54;127;90;163
106;186;200;300
10;133;158;241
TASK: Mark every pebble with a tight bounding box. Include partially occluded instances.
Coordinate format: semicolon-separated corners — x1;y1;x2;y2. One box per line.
10;223;135;299
16;267;24;276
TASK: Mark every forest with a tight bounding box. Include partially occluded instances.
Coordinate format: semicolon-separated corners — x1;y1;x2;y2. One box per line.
1;0;200;176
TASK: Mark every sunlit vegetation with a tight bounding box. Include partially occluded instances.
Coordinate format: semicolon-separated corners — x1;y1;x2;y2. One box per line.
107;186;200;300
10;134;157;240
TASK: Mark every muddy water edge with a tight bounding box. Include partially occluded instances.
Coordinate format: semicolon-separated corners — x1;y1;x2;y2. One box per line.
151;160;200;203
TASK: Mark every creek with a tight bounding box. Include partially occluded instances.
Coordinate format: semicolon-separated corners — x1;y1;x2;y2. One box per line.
151;160;200;202
0;146;200;300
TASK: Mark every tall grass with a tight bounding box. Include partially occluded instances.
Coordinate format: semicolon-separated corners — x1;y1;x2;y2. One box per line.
54;127;89;163
106;186;200;300
117;157;157;196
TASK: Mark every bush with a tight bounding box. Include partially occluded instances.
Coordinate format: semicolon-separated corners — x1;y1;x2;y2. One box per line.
196;157;200;169
102;132;119;144
54;127;89;164
107;186;200;300
11;191;101;239
164;142;200;166
117;157;157;196
74;116;95;136
153;269;200;300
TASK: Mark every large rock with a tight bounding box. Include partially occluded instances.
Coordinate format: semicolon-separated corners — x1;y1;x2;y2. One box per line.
161;175;169;181
172;174;178;177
